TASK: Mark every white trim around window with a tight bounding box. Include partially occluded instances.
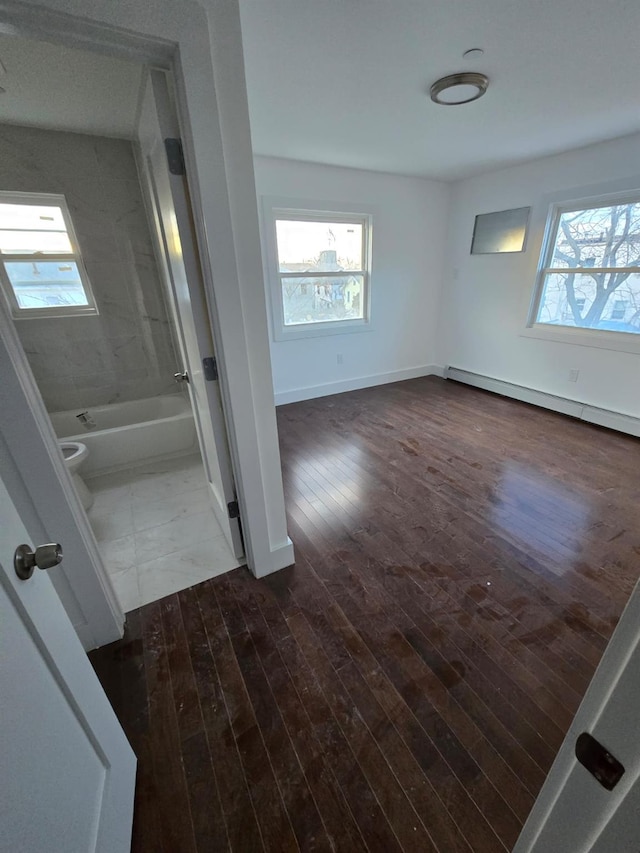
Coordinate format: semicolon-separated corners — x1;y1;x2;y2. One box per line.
0;191;98;320
261;196;373;341
521;180;640;355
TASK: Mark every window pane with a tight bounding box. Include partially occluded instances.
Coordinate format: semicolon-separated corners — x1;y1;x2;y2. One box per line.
276;219;363;272
0;203;67;231
536;271;640;333
549;203;640;269
0;229;72;254
5;261;89;309
282;275;364;326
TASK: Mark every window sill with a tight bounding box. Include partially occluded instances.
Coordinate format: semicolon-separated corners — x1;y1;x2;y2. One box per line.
274;318;372;342
520;323;640;355
12;307;99;321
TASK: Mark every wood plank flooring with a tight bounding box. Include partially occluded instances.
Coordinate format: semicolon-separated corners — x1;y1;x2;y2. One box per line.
89;376;640;852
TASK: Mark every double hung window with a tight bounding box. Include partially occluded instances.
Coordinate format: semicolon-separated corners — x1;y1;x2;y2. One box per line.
0;192;96;319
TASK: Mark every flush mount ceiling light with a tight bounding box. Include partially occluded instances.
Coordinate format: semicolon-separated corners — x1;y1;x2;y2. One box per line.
430;72;489;106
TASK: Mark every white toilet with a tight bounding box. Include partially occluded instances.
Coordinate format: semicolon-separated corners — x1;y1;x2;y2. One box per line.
60;441;94;511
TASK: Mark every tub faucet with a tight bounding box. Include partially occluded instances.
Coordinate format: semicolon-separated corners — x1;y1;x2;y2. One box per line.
76;411;97;431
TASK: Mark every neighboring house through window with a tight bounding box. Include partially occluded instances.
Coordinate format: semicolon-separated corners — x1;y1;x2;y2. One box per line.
0;192;97;319
530;195;640;338
263;201;372;340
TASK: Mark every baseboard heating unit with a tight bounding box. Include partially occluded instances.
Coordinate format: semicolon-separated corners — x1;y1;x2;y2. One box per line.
445;367;640;439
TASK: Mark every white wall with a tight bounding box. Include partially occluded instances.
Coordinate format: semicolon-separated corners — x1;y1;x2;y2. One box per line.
254;156;449;403
438;133;640;418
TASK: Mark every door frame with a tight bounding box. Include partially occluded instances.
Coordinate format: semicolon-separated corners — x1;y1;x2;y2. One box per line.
136;66;244;558
0;0;294;616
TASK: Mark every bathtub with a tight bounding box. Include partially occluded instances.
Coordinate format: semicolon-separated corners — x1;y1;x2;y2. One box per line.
49;394;198;476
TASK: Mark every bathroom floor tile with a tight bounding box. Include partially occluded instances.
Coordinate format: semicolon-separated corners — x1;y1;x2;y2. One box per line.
129;454;206;501
109;565;141;613
84;451;241;609
134;509;223;564
99;534;136;575
88;505;134;542
137;535;240;607
131;487;208;534
86;468;136;494
90;484;133;514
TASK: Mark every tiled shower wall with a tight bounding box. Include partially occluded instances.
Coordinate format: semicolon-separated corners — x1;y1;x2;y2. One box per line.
0;123;181;412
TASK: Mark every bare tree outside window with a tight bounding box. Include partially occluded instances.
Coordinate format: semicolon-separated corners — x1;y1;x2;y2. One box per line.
535;201;640;335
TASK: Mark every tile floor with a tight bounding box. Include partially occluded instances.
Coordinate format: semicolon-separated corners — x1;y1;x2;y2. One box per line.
86;453;240;612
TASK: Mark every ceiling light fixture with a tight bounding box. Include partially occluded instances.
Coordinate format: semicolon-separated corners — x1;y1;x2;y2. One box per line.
430;72;489;106
462;48;484;60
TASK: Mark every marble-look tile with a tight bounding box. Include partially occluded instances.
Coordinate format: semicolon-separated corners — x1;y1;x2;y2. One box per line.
66;337;113;377
72;371;119;408
137;535;240;607
0;125;99;185
74;219;120;264
94;138;140;183
109;335;148;371
147;332;177;366
131;487;208;534
88;504;134;542
88;479;133;514
109;565;141;613
83;260;133;306
99;534;136;575
39;380;82;413
6;121;175;414
99;305;140;341
86;467;136;492
129;455;206;501
101;179;148;229
134;509;222;564
23;351;53;382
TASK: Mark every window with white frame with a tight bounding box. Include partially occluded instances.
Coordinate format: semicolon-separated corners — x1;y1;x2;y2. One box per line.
0;192;97;319
267;207;371;339
531;197;640;336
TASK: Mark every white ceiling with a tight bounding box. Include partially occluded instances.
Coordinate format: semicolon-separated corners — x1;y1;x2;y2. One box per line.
238;0;640;180
0;33;142;139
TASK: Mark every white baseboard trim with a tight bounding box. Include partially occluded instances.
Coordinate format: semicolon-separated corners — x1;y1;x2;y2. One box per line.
275;364;444;406
446;367;640;438
251;537;296;578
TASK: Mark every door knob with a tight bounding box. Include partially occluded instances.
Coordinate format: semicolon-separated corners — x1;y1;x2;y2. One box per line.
174;371;189;384
14;543;63;581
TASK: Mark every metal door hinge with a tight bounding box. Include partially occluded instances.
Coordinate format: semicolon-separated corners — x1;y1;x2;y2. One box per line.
575;732;625;791
203;356;218;381
227;500;240;520
164;138;186;175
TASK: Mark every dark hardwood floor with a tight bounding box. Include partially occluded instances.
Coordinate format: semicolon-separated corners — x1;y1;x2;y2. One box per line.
90;376;640;852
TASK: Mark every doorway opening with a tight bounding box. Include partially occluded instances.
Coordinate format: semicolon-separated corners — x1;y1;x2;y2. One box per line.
0;32;243;612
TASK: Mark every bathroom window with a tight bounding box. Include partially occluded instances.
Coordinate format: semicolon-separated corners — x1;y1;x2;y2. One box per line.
263;199;372;340
0;192;97;319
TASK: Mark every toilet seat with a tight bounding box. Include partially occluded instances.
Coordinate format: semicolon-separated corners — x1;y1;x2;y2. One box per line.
60;441;88;469
58;441;93;510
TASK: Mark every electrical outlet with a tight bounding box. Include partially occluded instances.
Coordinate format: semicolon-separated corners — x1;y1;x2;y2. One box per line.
337;353;343;365
568;369;579;383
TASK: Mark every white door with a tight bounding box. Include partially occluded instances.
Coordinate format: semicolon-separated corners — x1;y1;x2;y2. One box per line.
137;69;244;559
515;576;640;852
0;301;122;650
0;476;136;853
